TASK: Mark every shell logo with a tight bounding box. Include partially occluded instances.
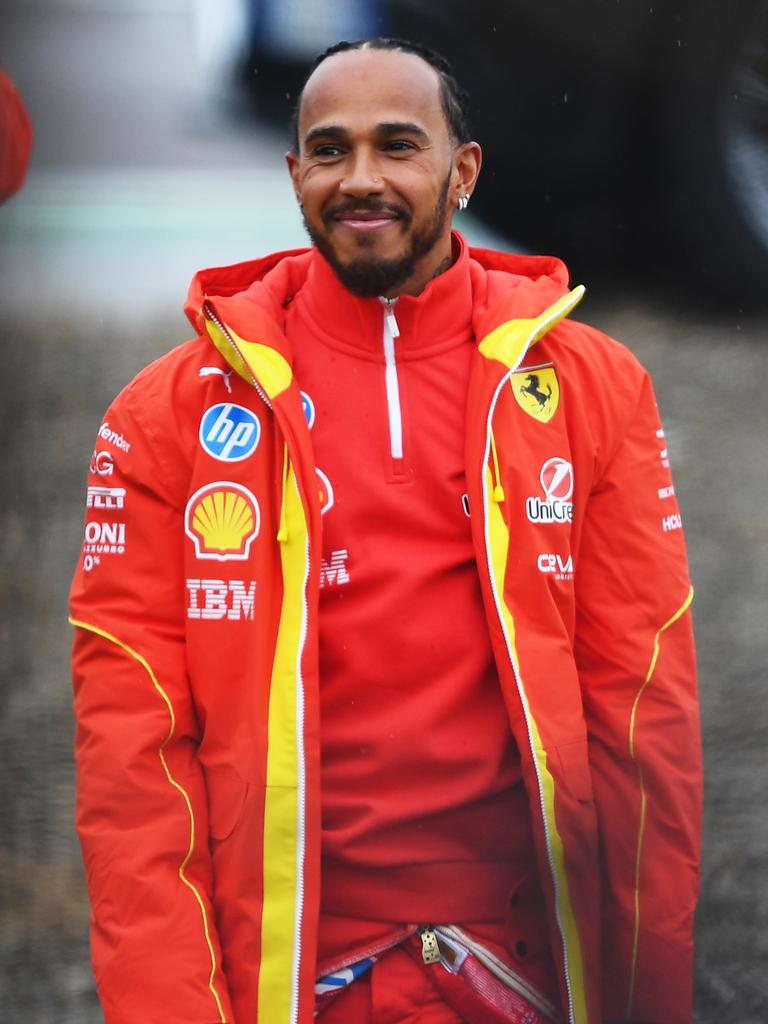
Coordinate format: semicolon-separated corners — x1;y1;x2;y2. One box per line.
185;482;260;561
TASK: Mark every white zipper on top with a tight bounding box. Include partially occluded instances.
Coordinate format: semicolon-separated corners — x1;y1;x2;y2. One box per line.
379;297;403;459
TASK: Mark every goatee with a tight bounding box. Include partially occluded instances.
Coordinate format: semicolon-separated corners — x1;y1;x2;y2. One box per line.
302;176;451;298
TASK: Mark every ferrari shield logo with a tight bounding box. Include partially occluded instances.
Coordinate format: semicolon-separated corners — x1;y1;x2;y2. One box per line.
511;366;560;423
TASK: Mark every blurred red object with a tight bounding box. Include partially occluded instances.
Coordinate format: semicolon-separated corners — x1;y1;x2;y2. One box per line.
0;68;33;201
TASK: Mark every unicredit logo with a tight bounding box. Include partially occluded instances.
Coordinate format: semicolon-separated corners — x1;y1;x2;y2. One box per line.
540;457;573;501
526;457;574;524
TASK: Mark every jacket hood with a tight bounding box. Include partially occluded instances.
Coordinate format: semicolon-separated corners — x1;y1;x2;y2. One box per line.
184;233;576;344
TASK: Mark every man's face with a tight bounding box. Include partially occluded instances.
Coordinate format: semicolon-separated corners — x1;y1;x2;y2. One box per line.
287;49;477;298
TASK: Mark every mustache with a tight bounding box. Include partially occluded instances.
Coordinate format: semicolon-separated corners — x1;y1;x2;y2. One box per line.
322;199;410;224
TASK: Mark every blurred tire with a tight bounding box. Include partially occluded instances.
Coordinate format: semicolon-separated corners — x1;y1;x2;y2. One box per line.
388;0;768;307
666;0;768;307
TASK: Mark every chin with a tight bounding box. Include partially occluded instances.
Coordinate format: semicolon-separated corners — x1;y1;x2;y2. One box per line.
339;226;406;253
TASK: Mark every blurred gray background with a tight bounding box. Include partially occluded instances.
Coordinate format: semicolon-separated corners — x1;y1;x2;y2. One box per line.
0;1;766;1021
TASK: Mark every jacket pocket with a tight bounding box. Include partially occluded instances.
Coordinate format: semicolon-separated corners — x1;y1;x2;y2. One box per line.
204;763;248;841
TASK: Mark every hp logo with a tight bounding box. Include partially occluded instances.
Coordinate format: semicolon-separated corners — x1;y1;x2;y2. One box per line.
199;404;261;462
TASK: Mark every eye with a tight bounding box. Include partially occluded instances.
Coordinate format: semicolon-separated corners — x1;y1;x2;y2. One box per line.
383;139;417;153
311;144;345;159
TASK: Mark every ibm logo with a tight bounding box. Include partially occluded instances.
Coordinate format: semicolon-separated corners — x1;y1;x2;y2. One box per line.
186;579;257;620
319;549;350;588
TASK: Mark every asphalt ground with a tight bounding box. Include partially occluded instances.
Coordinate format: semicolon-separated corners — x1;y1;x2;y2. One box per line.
1;2;767;1021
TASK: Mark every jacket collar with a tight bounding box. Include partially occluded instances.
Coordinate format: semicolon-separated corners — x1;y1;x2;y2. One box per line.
186;233;582;391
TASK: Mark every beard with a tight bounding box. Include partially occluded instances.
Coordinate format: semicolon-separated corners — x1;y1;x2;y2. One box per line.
302;175;452;298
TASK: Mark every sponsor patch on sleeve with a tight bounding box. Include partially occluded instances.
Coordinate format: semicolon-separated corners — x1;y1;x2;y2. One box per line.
199;403;261;462
526;457;574;523
186;578;257;620
185;482;260;561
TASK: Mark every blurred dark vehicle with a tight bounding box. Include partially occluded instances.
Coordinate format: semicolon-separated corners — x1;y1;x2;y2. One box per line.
243;0;768;306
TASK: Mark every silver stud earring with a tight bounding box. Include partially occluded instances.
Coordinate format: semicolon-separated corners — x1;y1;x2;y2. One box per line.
457;194;470;211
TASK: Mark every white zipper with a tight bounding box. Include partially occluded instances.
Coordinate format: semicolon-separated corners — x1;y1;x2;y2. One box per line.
290;511;311;1024
206;297;305;1023
203;301;272;409
480;366;577;1024
478;292;586;1024
379;297;403;459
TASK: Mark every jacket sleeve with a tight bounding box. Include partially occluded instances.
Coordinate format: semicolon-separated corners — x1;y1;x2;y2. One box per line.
70;379;233;1023
573;369;701;1024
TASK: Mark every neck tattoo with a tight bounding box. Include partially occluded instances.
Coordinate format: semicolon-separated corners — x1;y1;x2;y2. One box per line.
431;255;453;281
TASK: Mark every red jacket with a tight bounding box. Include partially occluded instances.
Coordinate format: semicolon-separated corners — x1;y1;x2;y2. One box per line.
70;239;701;1024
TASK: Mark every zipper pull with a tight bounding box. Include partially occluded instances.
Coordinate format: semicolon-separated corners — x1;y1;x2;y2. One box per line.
380;297;400;338
490;432;505;503
419;927;440;965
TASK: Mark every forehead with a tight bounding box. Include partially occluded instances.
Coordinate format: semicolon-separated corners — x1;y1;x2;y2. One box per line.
297;48;447;143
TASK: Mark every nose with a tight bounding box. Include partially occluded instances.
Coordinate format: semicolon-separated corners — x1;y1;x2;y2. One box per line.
339;147;384;197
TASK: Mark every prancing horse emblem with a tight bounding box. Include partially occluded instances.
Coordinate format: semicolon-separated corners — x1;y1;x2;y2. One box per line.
521;374;551;407
510;365;560;423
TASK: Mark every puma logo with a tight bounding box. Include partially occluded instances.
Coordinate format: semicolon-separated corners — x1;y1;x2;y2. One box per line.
199;367;233;393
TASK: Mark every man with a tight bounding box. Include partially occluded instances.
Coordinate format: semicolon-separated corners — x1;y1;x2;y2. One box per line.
70;38;701;1024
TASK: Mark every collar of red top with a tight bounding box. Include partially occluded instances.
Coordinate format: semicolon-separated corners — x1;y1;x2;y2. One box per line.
285;233;474;359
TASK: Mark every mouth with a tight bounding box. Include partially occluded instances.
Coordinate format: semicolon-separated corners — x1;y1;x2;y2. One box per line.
326;204;407;233
339;214;399;231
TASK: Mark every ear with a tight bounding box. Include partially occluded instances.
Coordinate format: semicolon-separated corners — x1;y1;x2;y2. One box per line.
285;150;302;204
451;141;482;206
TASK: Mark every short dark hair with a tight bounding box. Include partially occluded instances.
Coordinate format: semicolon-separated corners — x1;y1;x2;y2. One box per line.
289;37;472;152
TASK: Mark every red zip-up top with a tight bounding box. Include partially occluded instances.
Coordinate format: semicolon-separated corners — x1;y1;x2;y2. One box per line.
285;243;539;935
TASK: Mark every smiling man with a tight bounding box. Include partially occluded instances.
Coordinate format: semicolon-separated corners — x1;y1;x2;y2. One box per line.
69;38;701;1024
286;45;479;298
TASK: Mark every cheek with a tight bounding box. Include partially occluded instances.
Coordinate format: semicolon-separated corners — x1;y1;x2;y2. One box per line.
300;192;336;228
299;167;340;206
410;184;445;222
395;166;445;206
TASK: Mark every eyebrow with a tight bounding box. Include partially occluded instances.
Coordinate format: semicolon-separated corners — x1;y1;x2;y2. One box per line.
303;121;431;148
376;122;430;141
